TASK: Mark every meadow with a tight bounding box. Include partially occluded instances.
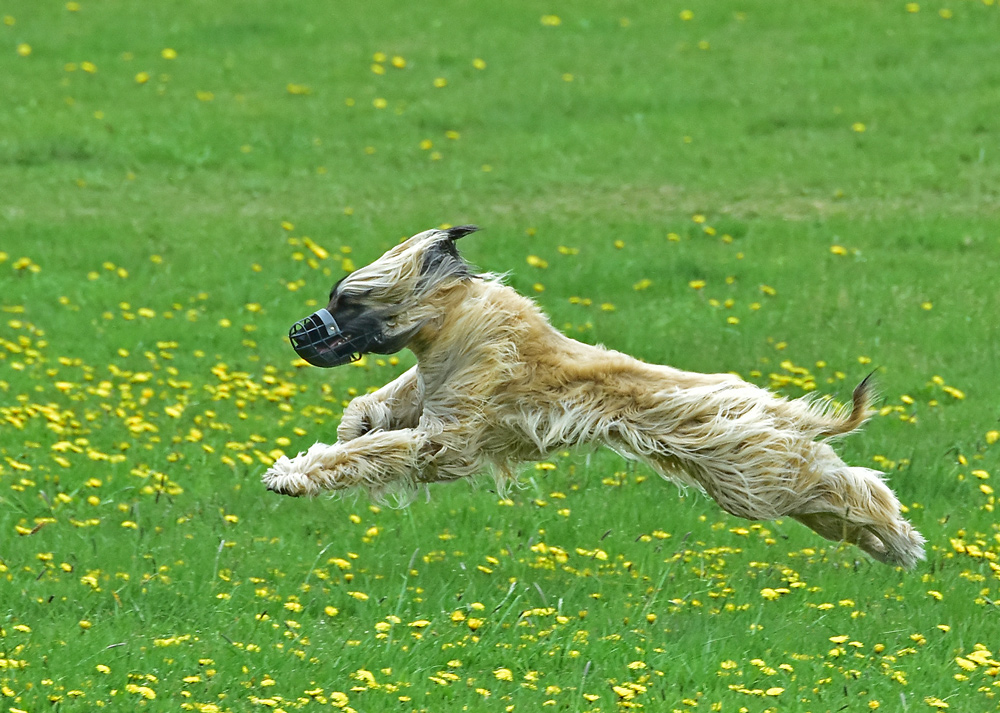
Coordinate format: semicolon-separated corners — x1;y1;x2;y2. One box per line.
2;0;1000;711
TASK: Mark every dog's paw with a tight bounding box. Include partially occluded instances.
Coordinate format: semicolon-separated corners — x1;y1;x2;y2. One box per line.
262;455;321;498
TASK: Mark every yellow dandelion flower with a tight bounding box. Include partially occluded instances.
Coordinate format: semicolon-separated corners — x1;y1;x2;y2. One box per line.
391;55;406;68
472;58;487;69
680;9;694;20
906;2;920;11
17;43;31;57
540;14;561;26
433;77;448;88
852;122;866;133
161;48;177;59
494;668;513;681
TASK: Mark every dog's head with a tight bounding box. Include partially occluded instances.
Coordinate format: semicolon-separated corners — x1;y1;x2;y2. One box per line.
288;225;479;367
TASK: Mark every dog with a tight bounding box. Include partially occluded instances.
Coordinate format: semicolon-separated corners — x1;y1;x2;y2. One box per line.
263;226;925;569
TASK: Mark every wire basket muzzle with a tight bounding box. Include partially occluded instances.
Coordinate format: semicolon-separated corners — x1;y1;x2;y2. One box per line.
288;308;363;367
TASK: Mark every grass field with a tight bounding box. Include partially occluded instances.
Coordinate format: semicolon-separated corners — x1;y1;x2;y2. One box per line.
3;0;1000;711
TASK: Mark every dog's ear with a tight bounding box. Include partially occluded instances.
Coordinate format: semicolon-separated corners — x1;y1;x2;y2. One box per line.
420;228;476;279
443;225;479;241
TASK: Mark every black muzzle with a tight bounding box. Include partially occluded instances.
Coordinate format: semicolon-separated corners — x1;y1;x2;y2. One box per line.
288;309;376;368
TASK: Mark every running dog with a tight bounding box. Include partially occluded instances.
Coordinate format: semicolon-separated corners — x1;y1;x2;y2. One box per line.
263;226;925;569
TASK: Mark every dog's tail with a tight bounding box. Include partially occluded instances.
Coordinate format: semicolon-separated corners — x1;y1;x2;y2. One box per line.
811;373;877;439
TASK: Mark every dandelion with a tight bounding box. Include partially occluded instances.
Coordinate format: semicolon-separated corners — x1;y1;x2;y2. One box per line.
473;58;487;69
135;72;150;84
433;77;448;88
16;43;31;57
161;48;177;59
540;14;561;26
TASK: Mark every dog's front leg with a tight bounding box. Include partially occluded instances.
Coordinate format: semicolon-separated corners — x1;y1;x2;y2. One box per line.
263;428;429;497
337;366;422;442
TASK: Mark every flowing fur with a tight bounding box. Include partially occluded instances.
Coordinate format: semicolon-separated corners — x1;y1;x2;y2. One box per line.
263;227;925;569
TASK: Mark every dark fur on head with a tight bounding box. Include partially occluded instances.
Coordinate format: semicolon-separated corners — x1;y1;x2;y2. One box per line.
420;225;479;280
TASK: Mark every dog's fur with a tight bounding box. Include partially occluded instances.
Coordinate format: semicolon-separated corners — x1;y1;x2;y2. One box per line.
263;226;926;569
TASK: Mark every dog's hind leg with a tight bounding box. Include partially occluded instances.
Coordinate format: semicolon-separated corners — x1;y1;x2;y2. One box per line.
789;457;926;569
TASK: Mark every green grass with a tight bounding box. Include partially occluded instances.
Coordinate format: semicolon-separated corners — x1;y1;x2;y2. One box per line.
2;0;999;710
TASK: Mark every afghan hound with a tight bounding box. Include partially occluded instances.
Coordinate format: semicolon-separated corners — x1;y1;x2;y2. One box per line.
262;226;925;569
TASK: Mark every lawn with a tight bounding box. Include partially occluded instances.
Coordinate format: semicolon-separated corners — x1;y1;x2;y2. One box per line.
1;0;999;711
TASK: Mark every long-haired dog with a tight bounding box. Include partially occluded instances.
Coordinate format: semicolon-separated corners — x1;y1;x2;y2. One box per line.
263;226;925;569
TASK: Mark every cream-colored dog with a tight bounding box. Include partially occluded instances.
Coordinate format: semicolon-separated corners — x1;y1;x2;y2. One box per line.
263;226;925;569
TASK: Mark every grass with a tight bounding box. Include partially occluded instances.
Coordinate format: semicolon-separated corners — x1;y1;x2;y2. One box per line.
2;0;999;711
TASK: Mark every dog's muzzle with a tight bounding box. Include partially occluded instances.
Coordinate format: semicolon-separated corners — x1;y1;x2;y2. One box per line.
288;309;375;368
